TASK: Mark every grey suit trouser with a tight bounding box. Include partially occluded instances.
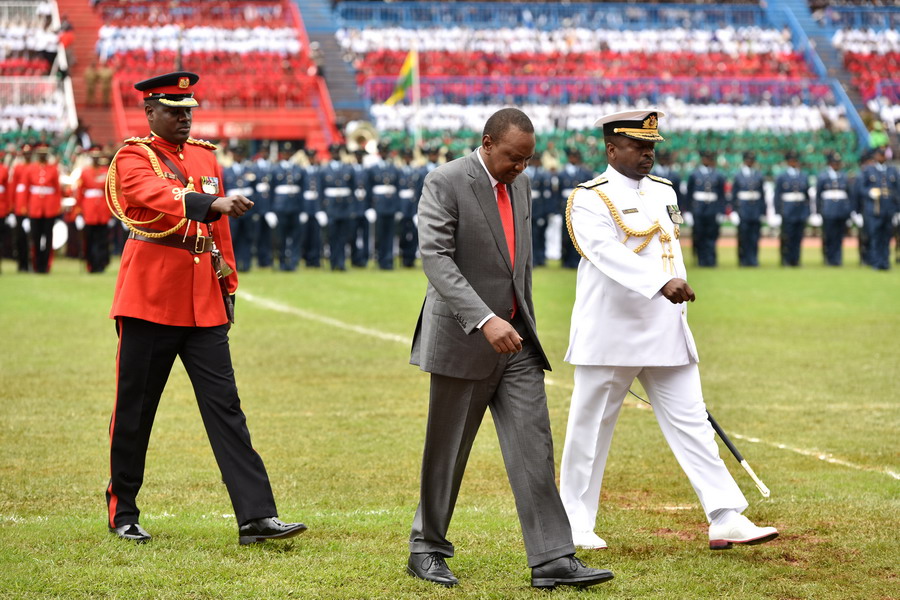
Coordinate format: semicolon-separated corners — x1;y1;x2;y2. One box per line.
409;335;576;567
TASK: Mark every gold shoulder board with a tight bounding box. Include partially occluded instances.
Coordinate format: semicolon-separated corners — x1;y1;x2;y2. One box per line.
578;176;608;189
186;138;217;150
648;174;673;186
124;136;153;145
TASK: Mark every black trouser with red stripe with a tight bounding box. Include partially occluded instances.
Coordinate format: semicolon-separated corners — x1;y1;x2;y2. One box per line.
107;317;277;529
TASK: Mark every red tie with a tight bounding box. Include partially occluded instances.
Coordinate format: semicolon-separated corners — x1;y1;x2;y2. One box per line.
496;183;517;319
496;183;515;267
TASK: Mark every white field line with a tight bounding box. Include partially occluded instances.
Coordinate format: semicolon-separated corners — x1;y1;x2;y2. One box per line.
730;433;900;481
240;291;408;344
243;290;899;481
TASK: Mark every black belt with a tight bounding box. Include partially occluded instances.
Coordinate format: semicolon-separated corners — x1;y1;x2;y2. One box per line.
129;230;213;254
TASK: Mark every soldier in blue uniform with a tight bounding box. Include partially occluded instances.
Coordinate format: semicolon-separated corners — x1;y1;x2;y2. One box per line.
351;148;373;268
731;151;766;267
815;152;853;266
223;146;265;272
686;150;726;267
319;144;358;271
397;148;422;268
269;144;306;271
858;146;899;270
300;147;322;268
525;154;552;266
851;150;874;266
774;150;811;267
557;147;594;268
368;144;401;270
252;149;275;269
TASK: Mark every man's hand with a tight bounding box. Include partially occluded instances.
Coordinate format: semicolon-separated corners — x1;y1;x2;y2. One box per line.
481;316;523;354
211;195;254;218
660;278;696;304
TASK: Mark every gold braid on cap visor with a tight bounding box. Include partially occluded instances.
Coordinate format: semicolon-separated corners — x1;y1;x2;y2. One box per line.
612;127;665;141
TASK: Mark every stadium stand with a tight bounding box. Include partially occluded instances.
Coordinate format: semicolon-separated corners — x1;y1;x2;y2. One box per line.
336;2;863;176
0;1;77;159
73;0;340;148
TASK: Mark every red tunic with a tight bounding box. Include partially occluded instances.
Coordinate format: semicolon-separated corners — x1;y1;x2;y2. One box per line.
77;164;111;225
108;134;237;327
11;161;31;216
0;163;9;217
24;162;62;218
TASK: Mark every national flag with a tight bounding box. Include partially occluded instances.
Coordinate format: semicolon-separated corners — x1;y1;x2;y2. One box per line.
385;49;418;106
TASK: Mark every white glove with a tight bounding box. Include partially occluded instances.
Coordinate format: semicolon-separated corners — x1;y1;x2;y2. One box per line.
413;214;418;227
299;212;309;224
807;213;823;227
395;211;403;221
729;212;741;226
893;213;900;227
715;213;728;225
365;208;376;224
75;215;85;230
682;211;694;227
4;214;15;228
767;214;783;228
315;211;328;227
264;212;278;228
851;211;864;228
21;218;30;234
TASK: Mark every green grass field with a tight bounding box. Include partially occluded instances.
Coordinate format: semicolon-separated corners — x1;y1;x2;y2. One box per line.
0;243;897;600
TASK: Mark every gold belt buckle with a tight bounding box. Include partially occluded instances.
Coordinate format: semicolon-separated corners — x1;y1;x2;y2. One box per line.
194;235;208;254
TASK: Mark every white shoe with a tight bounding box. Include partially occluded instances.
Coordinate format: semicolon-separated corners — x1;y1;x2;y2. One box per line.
572;530;608;550
708;514;778;550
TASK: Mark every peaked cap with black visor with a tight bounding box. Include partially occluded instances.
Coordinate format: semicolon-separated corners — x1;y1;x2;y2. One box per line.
595;109;666;142
134;71;200;108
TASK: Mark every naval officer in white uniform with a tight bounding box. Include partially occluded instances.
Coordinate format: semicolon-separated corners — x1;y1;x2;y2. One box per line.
559;109;778;551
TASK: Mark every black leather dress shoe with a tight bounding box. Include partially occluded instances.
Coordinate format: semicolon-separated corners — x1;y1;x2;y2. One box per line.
109;523;151;543
407;552;458;587
238;517;307;545
531;555;614;589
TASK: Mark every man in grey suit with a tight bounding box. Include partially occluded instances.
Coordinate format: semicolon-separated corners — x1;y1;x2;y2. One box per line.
407;108;613;590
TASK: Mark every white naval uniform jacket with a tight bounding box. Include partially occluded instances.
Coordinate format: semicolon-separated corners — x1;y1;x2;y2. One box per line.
565;166;699;367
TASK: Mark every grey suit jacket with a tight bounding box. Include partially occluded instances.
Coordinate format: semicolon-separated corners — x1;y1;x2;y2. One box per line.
410;149;551;380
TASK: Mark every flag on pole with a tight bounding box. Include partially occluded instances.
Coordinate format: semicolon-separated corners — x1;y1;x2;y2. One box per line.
385;49;418;106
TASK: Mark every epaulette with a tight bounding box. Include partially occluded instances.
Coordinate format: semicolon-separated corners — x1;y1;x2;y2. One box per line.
186;137;217;150
578;176;608;189
647;174;673;186
124;136;153;145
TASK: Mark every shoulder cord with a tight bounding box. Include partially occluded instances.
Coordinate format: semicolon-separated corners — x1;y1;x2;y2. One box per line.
567;186;676;274
105;143;190;239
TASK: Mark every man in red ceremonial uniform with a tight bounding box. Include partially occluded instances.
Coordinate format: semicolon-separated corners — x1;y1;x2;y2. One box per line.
76;147;113;273
24;144;61;273
0;150;9;272
10;145;34;272
105;71;307;545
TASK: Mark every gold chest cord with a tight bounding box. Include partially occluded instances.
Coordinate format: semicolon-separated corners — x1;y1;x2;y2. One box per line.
105;143;191;238
567;186;677;274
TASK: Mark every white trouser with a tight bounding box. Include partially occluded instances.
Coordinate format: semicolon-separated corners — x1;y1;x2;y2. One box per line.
559;363;748;534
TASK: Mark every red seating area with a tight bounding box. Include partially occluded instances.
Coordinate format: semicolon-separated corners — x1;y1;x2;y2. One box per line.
112;49;316;108
843;51;900;101
356;49;816;88
0;55;52;76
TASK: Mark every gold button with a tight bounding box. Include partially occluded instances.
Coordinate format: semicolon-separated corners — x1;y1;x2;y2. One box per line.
179;153;184;160
193;256;200;264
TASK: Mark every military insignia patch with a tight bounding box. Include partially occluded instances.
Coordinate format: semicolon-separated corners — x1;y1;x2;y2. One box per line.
622;208;639;214
201;176;220;194
667;204;684;224
163;172;178;180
